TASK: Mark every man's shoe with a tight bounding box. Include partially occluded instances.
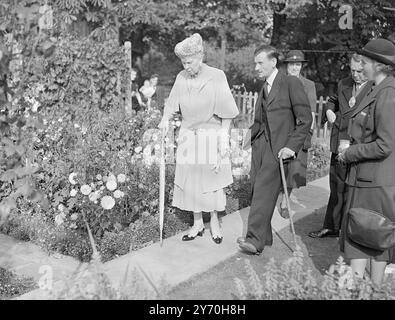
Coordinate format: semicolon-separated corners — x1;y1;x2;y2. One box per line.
239;241;261;255
308;228;339;238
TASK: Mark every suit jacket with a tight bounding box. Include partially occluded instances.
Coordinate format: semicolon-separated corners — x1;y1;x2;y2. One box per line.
344;76;395;187
322;77;373;154
299;76;317;112
250;71;312;157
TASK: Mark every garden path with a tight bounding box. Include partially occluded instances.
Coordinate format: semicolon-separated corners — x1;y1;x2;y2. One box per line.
12;175;334;299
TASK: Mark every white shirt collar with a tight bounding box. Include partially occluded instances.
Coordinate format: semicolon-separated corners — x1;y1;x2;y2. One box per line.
356;81;367;90
266;68;278;91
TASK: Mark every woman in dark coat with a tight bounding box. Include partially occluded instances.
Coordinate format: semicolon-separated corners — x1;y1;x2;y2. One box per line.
338;38;395;286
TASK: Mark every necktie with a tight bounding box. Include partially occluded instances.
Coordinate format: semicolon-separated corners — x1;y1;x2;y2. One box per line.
263;80;269;100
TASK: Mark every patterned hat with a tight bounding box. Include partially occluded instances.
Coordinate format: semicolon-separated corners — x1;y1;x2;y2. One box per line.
357;38;395;67
283;50;308;63
174;33;204;59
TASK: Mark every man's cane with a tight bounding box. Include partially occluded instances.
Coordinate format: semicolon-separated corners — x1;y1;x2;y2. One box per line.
279;157;298;249
159;127;166;246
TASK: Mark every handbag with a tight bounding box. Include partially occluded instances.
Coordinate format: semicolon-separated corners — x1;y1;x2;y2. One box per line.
347;207;395;251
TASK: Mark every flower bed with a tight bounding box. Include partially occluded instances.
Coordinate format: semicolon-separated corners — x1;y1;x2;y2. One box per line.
0;267;37;300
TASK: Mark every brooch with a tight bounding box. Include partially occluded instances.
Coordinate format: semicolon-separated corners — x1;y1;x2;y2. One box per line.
349;96;356;108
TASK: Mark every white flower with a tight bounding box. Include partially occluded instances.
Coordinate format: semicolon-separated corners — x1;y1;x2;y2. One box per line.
70;189;78;197
154;144;160;151
106;179;117;191
113;190;124;199
117;174;126;183
68;172;77;185
102;176;108;182
70;213;78;221
134;146;142;154
96;174;102;180
70;223;77;229
90;182;96;189
89;191;99;202
101;196;115;210
97;181;103;186
74;123;80;128
100;186;105;191
58;118;62;122
58;204;65;212
108;173;116;182
80;184;92;195
175;121;181;127
81;126;87;135
152;134;158;142
32;101;40;112
54;214;64;226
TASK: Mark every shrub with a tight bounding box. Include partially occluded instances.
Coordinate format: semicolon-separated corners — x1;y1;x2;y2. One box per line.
0;267;37;300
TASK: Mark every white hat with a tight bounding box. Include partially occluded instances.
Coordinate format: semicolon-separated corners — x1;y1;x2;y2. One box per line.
174;33;204;59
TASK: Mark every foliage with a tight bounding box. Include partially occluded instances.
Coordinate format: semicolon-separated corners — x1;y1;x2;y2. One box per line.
0;267;37;300
307;139;330;181
234;246;395;300
271;0;395;94
0;0;57;225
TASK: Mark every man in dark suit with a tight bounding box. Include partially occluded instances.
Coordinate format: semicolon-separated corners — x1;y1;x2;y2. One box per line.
308;53;373;238
238;45;312;254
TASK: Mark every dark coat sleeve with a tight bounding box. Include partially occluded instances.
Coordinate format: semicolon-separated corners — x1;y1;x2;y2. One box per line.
344;87;395;162
285;77;313;153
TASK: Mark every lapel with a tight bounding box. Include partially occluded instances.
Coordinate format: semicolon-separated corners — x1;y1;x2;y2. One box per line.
343;81;374;116
266;71;283;108
349;78;395;118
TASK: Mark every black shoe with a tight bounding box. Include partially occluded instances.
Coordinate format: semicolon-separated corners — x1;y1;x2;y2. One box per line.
308;228;339;238
182;228;205;241
212;236;223;244
239;241;261;255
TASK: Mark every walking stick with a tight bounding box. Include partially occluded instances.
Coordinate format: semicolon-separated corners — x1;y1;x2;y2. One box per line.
159;127;166;246
279;157;298;250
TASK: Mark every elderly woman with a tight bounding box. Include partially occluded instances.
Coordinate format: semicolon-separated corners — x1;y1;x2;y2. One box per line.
338;38;395;286
158;34;239;244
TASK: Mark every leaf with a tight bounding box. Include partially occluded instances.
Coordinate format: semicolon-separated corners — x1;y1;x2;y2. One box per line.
0;170;17;182
0;198;17;225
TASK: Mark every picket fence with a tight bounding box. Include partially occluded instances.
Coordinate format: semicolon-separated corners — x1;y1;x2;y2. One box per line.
232;91;330;139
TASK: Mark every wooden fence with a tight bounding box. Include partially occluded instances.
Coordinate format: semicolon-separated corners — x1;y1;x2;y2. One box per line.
232;91;330;140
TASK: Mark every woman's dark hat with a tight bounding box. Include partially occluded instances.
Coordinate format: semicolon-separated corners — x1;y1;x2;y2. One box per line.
283;50;308;63
357;38;395;67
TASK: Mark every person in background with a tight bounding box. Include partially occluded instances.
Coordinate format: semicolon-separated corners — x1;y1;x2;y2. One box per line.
309;54;372;239
276;50;317;218
131;67;145;112
338;38;395;286
158;33;239;244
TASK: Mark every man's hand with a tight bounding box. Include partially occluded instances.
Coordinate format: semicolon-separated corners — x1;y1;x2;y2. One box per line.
278;147;295;160
336;152;347;164
326;110;336;124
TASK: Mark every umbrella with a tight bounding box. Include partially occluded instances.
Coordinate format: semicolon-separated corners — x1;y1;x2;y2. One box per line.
159;127;166;246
